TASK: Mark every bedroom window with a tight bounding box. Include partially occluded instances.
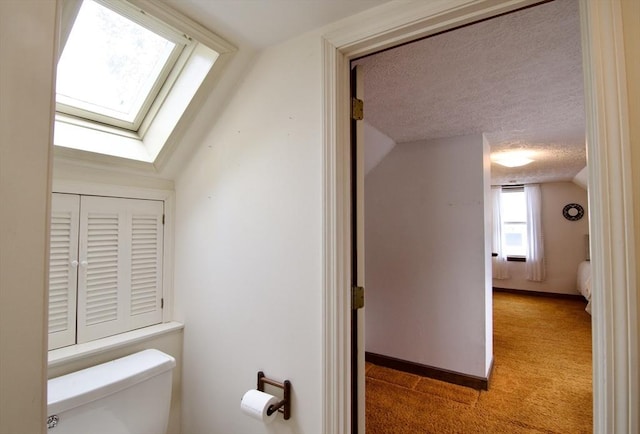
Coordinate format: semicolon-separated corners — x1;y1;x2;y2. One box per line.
500;187;527;259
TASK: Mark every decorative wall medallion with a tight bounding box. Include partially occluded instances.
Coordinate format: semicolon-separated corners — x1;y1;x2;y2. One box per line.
562;203;584;221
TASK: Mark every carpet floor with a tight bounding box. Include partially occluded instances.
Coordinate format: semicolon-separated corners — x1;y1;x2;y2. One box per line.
365;291;593;433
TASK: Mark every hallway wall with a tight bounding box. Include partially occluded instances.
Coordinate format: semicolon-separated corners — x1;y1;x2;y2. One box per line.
364;135;492;378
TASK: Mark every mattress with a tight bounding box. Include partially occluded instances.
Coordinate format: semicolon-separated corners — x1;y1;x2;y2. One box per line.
577;260;592;314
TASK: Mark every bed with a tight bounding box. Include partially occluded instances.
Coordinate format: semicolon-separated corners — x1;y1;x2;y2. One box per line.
577;260;592;314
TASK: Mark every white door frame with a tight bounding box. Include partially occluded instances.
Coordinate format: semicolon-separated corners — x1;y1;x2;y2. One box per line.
321;1;638;433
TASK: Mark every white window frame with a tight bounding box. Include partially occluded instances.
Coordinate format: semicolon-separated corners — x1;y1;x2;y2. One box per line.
54;0;236;167
56;0;192;131
49;180;175;352
500;187;527;259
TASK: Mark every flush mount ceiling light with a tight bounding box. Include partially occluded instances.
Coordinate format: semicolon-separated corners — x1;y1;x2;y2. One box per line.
491;151;535;167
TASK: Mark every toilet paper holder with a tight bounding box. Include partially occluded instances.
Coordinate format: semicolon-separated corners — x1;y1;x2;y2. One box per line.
257;371;291;420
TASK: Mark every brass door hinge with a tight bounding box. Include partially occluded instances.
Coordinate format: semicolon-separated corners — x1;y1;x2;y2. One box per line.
352;286;364;310
352;97;364;120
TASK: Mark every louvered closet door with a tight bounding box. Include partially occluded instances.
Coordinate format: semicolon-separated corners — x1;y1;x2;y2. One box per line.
48;193;80;350
77;196;163;343
128;199;164;330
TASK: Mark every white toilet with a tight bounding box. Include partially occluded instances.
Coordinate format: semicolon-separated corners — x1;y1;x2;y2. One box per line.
47;349;176;434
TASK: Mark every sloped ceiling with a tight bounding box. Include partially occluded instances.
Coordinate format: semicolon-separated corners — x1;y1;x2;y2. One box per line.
147;0;390;179
354;0;586;185
162;0;389;49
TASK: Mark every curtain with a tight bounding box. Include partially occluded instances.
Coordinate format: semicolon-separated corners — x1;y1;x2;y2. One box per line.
525;184;545;281
492;187;509;279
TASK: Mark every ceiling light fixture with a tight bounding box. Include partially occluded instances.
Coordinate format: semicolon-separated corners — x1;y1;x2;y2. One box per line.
491;151;535;168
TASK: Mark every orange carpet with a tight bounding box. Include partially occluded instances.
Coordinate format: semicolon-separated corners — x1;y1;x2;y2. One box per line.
365;291;593;433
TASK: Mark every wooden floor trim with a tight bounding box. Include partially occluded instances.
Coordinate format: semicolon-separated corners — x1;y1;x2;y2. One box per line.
493;286;586;301
365;352;489;390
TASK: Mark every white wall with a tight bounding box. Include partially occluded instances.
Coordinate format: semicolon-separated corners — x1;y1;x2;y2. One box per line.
0;2;57;433
492;181;589;294
174;29;323;434
364;135;492;379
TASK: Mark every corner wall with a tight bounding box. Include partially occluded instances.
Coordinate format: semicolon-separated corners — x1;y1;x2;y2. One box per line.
492;181;589;294
364;135;492;378
0;3;57;433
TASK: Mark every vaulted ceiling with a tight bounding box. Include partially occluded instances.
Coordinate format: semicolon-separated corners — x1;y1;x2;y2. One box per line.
354;0;586;185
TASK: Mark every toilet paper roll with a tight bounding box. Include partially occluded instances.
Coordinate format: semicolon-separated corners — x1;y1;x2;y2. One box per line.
240;389;279;424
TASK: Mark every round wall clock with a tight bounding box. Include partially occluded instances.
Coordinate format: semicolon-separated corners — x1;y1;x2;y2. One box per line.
562;203;584;221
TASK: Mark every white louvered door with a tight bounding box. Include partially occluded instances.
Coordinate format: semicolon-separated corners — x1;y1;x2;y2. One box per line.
128;200;164;330
77;196;125;342
48;194;80;350
76;196;163;343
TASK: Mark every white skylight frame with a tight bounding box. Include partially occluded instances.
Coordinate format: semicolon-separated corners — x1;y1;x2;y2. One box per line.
54;0;236;167
56;0;192;132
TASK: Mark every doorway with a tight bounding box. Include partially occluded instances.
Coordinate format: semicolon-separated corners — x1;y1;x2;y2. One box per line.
321;0;637;433
352;1;590;431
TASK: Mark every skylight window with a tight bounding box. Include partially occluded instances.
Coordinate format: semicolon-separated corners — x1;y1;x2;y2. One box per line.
56;0;189;131
53;0;234;165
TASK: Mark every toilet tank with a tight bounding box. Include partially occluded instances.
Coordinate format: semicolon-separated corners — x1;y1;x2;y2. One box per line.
47;349;176;434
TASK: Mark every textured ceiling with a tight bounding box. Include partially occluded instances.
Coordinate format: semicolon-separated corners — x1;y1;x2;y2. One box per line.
355;0;586;185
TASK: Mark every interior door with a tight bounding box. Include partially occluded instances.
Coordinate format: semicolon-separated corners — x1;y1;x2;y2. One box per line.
351;64;366;434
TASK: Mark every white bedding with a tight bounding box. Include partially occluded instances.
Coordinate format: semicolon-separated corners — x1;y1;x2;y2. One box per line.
577;261;592;314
